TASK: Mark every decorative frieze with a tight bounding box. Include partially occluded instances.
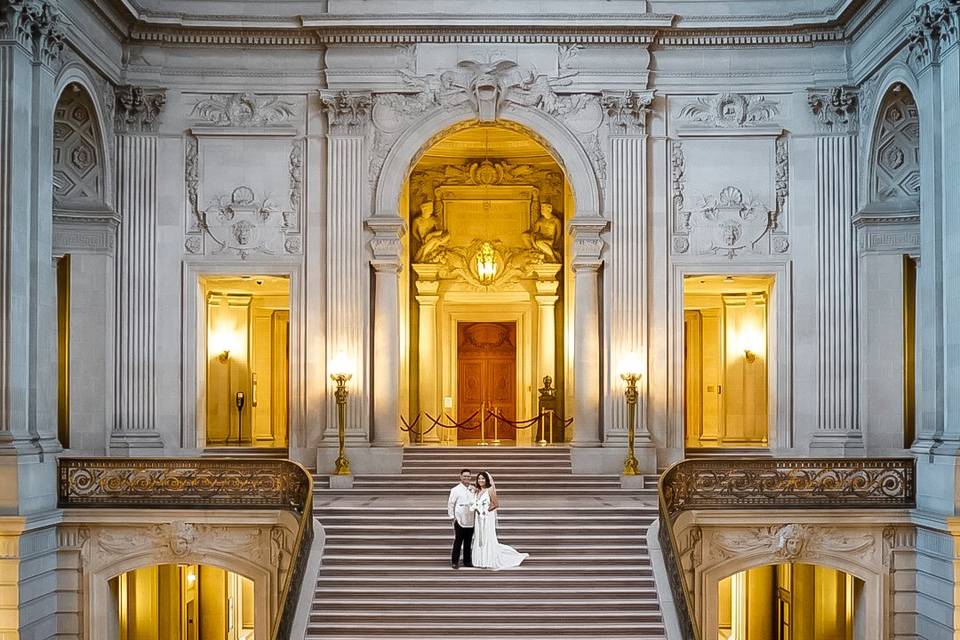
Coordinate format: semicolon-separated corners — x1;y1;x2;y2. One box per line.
190;92;296;127
807;86;859;133
115;85;167;134
319;90;373;135
677;93;780;128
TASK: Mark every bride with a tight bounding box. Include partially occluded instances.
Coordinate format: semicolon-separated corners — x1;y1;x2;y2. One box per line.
471;471;529;570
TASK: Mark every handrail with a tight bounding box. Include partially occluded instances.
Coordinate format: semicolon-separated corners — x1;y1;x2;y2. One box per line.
657;456;916;640
58;456;314;640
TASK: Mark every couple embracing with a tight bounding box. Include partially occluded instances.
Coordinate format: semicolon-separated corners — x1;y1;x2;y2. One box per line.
447;469;529;570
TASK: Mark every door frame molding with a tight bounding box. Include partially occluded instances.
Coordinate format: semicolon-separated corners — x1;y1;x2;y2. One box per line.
669;259;793;452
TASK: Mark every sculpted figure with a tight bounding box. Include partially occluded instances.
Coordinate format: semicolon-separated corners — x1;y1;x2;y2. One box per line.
523;203;562;262
412;201;450;264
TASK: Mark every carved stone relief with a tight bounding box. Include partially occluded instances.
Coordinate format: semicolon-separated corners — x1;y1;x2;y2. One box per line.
184;135;303;259
190;93;296;127
0;0;65;65
367;52;618;193
319;90;373;135
677;93;780;128
671;134;789;258
709;523;876;564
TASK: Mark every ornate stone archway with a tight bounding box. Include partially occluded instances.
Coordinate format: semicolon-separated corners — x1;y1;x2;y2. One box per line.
319;48;656;470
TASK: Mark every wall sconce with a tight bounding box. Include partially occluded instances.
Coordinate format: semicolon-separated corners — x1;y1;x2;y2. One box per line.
744;349;757;363
619;351;644;476
218;349;230;363
476;241;498;285
329;351;353;476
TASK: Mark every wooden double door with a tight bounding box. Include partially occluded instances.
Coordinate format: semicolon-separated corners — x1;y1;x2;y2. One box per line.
457;322;517;443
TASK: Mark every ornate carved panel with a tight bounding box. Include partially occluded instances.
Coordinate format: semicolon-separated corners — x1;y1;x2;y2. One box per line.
184;132;303;259
190;93;297;127
677;93;780;128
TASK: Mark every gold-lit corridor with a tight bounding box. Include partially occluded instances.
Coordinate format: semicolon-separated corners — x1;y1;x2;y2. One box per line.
684;275;773;450
203;275;290;449
111;564;255;640
719;563;863;640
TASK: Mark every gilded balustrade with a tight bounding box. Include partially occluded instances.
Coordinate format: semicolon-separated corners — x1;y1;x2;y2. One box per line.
657;457;915;640
58;457;314;640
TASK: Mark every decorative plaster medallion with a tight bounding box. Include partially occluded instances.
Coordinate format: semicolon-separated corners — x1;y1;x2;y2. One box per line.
687;186;772;259
677;93;780;128
190;93;296;127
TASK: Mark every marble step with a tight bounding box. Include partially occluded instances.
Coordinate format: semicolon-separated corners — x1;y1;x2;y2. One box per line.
305;621;666;637
311;599;660;611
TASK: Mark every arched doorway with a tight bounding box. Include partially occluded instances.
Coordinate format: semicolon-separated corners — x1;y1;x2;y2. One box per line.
401;123;571;446
109;564;256;640
718;563;865;640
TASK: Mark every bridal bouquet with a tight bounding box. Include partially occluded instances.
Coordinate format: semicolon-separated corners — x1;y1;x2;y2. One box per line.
469;498;488;517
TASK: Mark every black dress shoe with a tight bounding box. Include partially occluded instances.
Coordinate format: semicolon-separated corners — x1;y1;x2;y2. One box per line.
452;563;459;569
464;563;474;568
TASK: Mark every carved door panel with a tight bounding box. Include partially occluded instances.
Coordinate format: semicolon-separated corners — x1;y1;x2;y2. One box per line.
457;322;517;443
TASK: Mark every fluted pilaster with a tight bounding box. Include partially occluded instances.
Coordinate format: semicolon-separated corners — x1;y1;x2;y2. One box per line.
810;130;862;453
324;134;368;442
111;87;166;453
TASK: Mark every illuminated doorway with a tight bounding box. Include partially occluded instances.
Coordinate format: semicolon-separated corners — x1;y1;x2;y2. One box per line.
403;123;570;445
719;563;863;640
203;275;289;449
684;275;773;450
111;564;255;640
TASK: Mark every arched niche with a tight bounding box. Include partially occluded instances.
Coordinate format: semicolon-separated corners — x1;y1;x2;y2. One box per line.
52;75;111;211
868;82;920;209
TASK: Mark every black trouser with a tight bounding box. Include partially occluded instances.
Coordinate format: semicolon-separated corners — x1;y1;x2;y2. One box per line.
451;522;474;566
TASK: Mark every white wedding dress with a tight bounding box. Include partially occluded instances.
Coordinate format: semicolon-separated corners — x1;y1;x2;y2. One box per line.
471;488;529;570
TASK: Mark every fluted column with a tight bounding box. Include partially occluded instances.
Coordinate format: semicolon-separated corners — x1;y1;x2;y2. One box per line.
807;87;862;454
320;92;373;445
413;265;441;444
569;218;607;447
369;220;404;448
109;86;166;454
601;91;655;469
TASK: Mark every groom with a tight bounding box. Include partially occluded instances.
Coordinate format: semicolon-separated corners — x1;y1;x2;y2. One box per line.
447;468;476;569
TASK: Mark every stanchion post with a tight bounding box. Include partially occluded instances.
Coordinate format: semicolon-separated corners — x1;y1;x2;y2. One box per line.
537;410;548;447
548;409;554;446
479;400;489;446
492;405;501;446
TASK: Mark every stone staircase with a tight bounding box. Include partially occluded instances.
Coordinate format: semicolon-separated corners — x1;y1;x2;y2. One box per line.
308;447;665;640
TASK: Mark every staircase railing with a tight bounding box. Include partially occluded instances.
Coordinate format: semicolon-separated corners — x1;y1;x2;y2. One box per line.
657;457;916;640
58;456;314;640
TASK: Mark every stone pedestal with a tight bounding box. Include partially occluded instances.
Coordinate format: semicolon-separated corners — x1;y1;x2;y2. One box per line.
413;264;442;444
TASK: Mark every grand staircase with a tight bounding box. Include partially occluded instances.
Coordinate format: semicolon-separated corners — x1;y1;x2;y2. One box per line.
307;447;665;640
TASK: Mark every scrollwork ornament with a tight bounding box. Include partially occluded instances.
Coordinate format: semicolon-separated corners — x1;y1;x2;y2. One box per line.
678;93;780;128
191;93;296;127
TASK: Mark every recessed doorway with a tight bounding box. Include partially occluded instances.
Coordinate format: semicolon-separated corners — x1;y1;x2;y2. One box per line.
202;275;289;450
684;275;774;451
456;322;517;444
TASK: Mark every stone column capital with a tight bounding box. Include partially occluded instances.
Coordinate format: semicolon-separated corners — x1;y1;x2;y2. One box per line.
0;0;64;65
907;1;960;71
807;86;859;134
115;85;167;134
367;216;405;266
569;216;608;266
319;90;373;135
601;89;655;136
